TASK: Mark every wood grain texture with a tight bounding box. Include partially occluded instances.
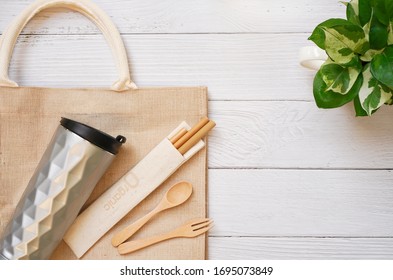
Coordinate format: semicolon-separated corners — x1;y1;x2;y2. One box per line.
208;101;393;169
6;33;314;101
208;169;393;236
209;237;393;259
0;0;343;34
1;0;393;260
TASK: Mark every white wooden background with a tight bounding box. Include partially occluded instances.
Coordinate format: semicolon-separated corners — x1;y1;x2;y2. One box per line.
1;0;393;259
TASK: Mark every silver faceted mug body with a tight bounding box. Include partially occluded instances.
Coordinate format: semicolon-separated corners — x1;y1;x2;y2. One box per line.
0;118;126;260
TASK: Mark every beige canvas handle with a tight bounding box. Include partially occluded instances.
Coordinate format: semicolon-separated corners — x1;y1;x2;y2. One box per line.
0;0;137;91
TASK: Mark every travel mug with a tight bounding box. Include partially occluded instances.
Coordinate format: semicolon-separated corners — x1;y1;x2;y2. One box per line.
0;117;126;260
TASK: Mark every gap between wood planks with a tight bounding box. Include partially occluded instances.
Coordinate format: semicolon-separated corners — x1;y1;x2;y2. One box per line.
208;236;393;238
209;167;393;171
0;32;316;36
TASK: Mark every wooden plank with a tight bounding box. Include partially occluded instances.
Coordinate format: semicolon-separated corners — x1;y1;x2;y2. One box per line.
4;30;393;168
208;237;393;259
8;34;315;101
0;0;344;34
208;101;393;169
208;170;393;236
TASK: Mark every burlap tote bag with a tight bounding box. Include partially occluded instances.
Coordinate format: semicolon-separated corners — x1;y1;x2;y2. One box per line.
0;0;208;260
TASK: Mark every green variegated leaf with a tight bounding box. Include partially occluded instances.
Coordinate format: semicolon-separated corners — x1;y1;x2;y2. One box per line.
344;0;372;26
320;59;361;94
353;94;368;116
309;0;393;114
368;13;388;50
373;0;393;26
358;0;372;26
344;0;360;25
309;19;368;64
373;0;393;44
360;49;383;62
313;69;363;109
389;21;393;44
358;64;392;115
370;46;393;89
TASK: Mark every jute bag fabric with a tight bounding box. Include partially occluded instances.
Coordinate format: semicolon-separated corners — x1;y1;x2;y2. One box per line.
0;0;208;260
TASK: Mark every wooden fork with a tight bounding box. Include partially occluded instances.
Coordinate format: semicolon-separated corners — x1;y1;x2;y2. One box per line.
117;218;213;255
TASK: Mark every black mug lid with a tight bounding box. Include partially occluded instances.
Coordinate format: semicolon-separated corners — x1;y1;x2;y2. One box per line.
60;118;126;155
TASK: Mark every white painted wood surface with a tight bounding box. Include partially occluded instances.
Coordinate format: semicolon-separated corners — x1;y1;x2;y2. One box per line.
8;34;314;101
1;0;393;259
209;170;393;236
209;238;393;259
0;0;344;34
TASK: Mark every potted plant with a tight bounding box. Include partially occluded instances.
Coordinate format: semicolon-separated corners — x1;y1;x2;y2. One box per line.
309;0;393;116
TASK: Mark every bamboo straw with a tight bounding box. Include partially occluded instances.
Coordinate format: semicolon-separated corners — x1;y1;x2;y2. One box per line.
174;117;209;149
170;128;187;144
178;120;216;155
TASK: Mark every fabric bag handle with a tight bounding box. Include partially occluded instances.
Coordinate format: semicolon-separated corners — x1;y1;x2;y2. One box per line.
0;0;137;91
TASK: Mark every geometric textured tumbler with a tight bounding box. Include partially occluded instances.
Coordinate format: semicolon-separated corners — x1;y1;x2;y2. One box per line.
0;118;126;259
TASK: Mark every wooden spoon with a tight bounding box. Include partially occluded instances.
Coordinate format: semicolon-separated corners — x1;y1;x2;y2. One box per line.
111;181;193;247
